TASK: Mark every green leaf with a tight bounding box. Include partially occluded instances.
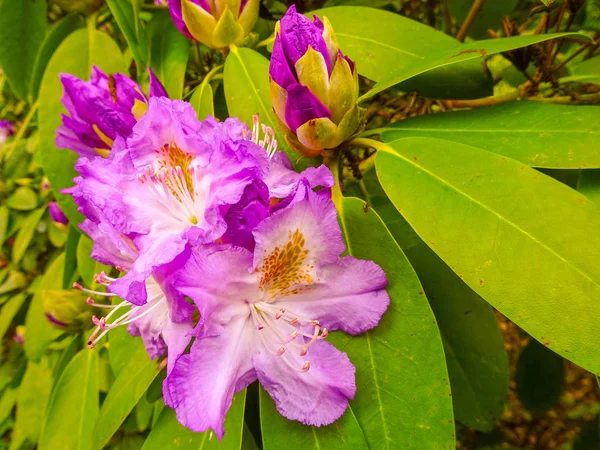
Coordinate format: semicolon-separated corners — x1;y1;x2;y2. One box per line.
12;207;46;264
39;349;99;450
566;55;600;85
380;102;600;169
39;27;127;227
29;14;84;102
142;389;247;450
260;385;368;450
190;79;215;120
6;186;39;211
24;253;66;362
0;270;27;296
405;242;508;431
51;335;82;382
312;6;492;99
376;137;600;374
0;0;47;100
0;294;27;356
360;32;590;101
224;47;294;161
515;339;564;413
93;345;160;450
63;226;81;288
108;307;147;379
147;10;190;99
9;358;53;450
335;197;454;449
106;0;148;72
0;206;9;245
578;170;600;204
448;0;518;39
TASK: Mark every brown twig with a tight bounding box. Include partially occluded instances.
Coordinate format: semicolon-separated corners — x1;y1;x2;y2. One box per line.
441;89;520;109
552;41;595;74
456;0;486;42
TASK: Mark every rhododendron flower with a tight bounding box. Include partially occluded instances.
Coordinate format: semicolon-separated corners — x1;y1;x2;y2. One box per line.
56;66;167;158
163;186;389;438
269;6;361;157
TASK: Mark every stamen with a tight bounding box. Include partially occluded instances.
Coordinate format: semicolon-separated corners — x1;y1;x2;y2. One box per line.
73;282;114;297
249;114;278;160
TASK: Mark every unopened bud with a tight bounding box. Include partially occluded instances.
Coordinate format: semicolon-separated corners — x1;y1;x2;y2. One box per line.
42;290;97;332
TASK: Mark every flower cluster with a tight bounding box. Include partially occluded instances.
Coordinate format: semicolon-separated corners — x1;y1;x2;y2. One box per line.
57;6;387;439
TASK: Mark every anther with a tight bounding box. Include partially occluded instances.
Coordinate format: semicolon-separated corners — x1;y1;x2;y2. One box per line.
321;328;329;339
300;362;310;373
276;347;286;356
275;308;286;320
299;347;308;356
257;323;265;331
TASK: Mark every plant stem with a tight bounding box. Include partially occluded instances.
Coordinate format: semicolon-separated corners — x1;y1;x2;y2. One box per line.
323;152;343;210
442;89;521;109
456;0;486;42
552;40;595;73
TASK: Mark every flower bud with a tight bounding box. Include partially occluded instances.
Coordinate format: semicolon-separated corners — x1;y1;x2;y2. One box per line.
0;120;15;144
50;0;104;14
167;0;259;48
49;201;69;227
42;290;96;332
56;66;167;159
269;6;362;158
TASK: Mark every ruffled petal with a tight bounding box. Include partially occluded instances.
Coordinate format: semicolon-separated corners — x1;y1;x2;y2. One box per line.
255;339;355;426
266;151;333;199
163;314;257;438
277;256;389;335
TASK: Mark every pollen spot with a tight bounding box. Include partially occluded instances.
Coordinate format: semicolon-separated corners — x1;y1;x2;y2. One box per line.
156;143;194;199
258;229;312;298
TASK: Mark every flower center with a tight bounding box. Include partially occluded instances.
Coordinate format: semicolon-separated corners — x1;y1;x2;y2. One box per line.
249;301;328;373
74;272;167;349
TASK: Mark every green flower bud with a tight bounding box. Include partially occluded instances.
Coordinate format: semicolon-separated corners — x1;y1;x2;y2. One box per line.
42;290;97;333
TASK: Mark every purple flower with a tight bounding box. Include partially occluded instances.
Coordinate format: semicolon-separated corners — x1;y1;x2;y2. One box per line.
167;0;259;48
0;120;15;143
49;201;69;226
72;97;270;305
56;66;168;158
163;186;389;438
269;6;362;157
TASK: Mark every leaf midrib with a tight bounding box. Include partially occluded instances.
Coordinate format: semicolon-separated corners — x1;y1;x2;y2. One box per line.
336;32;423;59
379;147;600;292
386;127;596;134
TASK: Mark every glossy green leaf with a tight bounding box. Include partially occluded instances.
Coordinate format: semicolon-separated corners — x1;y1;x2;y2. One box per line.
448;0;518;39
39;28;127;227
0;206;8;245
0;294;27;355
39;349;99;450
515;339;564;413
224;47;295;160
9;358;53;450
93;345;160;450
24;253;65;362
29;14;84;102
376;137;600;374
63;225;81;288
260;385;368;450
565;55;600;85
12;207;46;264
380;102;600;169
190;79;215;120
360;32;589;101
405;242;508;431
0;270;27;296
6;186;38;211
51;335;82;382
142;389;247;450
335;196;454;449
147;10;190;99
108;307;146;378
312;6;492;99
578;170;600;204
0;0;47;99
106;0;148;72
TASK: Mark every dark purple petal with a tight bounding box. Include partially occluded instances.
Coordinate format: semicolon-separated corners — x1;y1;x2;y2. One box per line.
240;0;248;13
284;83;331;133
279;5;331;73
148;68;169;98
45;313;67;328
254;339;355;426
0;120;15;141
49;201;69;226
269;34;297;89
222;180;270;251
338;49;355;73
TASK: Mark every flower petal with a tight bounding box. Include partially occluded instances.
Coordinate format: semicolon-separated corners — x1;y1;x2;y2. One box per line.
255;339;355;426
277;256;389;335
266;150;333;199
163;314;257;438
284;83;331;133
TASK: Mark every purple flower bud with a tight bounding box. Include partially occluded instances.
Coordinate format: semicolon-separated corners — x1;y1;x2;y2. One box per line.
167;0;259;48
49;201;69;226
0;120;15;143
56;66;168;159
269;6;362;157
